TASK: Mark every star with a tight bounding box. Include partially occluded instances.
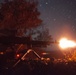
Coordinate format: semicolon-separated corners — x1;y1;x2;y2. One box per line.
45;2;48;5
39;4;42;7
67;15;71;19
53;19;56;21
74;18;76;21
72;26;75;31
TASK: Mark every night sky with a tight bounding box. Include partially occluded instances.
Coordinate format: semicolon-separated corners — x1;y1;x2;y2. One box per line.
0;0;76;41
38;0;76;41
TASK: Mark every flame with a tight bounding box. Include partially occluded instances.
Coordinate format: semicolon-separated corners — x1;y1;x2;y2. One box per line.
59;38;76;49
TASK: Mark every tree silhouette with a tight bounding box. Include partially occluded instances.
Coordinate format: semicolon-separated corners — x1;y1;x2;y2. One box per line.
0;0;42;37
0;0;42;59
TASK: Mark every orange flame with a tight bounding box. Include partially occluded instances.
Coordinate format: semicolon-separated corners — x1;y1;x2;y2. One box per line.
59;38;76;49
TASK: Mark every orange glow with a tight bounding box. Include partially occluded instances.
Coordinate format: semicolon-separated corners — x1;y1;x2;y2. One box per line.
0;52;4;55
42;52;48;55
16;54;20;58
59;38;76;49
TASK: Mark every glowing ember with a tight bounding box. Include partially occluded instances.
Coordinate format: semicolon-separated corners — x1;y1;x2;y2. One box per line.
0;52;4;55
59;38;76;49
16;54;20;58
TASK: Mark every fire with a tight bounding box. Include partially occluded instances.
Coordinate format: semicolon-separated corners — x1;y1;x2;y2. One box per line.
59;38;76;49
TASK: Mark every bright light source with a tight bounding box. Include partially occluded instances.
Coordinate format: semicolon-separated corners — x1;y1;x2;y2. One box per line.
59;38;76;49
16;54;20;58
0;52;4;55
